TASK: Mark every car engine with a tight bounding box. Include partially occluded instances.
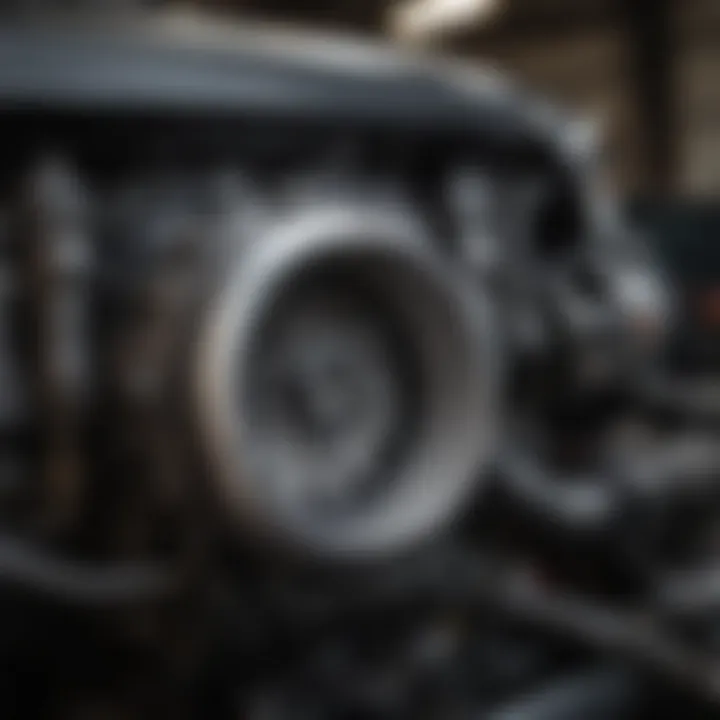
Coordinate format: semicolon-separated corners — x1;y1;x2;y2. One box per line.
0;14;718;720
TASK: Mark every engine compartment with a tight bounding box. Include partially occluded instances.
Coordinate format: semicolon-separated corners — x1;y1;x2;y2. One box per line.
0;19;716;720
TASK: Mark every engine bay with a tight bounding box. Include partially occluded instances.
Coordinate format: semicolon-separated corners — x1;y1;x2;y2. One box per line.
0;19;717;720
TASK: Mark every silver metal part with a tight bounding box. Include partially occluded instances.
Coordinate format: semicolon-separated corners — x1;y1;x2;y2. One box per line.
195;205;499;560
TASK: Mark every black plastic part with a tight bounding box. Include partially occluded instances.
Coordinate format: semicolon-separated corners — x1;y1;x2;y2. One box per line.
485;666;640;720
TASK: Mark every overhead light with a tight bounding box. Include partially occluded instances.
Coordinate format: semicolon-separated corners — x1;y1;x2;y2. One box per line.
389;0;501;42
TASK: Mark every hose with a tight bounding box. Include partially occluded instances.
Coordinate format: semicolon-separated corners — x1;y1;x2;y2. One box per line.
484;666;640;720
0;533;175;606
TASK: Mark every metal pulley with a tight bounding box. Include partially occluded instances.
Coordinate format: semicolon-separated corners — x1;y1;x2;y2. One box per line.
195;205;500;560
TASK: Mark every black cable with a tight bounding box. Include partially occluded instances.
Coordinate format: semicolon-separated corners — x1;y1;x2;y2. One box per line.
637;374;720;424
0;533;175;606
656;565;720;618
485;570;720;703
495;451;620;536
484;666;640;720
